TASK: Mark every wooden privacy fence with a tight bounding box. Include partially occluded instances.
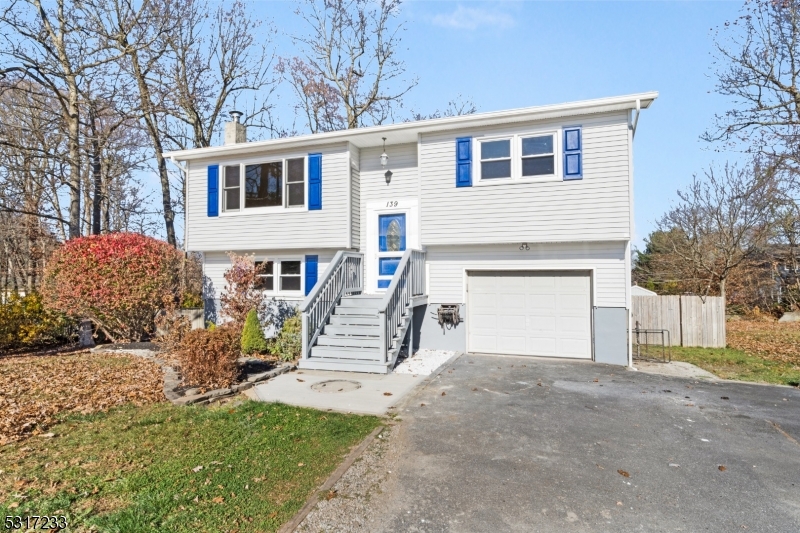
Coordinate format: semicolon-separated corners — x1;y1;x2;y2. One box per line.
632;295;726;348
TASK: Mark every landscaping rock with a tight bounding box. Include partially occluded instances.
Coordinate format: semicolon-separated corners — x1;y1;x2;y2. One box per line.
778;311;800;323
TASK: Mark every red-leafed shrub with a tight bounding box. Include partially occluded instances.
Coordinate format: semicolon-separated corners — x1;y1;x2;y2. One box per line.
41;233;184;342
174;324;240;390
220;252;268;327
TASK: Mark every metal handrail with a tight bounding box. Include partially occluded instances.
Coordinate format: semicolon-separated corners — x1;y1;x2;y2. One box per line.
301;251;363;359
378;249;426;363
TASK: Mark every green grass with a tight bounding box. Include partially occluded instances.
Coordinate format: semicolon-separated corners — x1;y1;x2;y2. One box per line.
670;346;800;387
0;401;381;532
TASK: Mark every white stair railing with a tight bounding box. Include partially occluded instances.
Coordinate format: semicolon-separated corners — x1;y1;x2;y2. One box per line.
378;249;426;364
300;251;363;360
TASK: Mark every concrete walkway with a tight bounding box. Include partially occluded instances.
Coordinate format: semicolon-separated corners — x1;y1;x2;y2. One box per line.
306;354;800;532
246;369;426;416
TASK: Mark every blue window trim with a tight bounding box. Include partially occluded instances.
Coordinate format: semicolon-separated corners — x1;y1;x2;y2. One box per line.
455;137;472;187
377;279;391;289
207;165;219;217
563;127;582;181
378;213;406;252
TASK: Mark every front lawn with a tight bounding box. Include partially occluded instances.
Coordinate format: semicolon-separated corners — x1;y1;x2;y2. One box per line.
669;319;800;387
670;345;800;386
0;401;381;532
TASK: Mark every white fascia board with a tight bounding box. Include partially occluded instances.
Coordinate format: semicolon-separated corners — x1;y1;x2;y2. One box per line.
164;91;658;162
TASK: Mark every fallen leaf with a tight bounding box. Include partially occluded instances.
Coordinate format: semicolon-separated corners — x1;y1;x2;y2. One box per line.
39;432;55;438
8;502;19;509
441;392;446;396
297;379;305;382
325;489;337;500
192;465;203;473
212;496;224;504
269;511;278;519
721;396;730;400
420;403;426;407
593;378;599;383
718;465;727;471
617;469;630;478
383;392;392;396
472;388;478;391
298;462;305;467
616;501;623;506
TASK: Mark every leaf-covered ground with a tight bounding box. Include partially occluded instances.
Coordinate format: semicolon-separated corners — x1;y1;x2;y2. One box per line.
0;401;380;532
0;350;164;445
727;319;800;364
671;319;800;387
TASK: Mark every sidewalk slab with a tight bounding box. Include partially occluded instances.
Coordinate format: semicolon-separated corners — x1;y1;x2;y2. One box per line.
250;369;426;415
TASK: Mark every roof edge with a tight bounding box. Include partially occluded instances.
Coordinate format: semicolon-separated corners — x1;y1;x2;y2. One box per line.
165;91;658;161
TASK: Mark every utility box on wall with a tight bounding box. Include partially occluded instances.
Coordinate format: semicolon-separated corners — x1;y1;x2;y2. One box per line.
593;307;628;366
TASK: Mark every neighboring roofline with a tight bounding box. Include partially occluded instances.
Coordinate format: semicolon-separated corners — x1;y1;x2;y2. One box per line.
164;91;658;161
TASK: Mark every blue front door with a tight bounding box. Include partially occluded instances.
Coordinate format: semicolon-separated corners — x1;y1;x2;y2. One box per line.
377;214;406;289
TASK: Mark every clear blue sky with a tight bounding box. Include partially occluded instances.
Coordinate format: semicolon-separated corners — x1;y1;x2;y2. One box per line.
199;0;745;249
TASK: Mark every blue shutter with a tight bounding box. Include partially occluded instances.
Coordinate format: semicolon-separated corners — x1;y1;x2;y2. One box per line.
207;165;219;216
455;137;472;187
563;128;582;180
308;153;322;210
304;255;318;296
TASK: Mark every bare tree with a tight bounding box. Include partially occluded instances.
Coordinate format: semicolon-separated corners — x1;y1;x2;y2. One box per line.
287;0;417;132
409;94;478;121
705;0;800;165
654;162;780;301
0;0;126;239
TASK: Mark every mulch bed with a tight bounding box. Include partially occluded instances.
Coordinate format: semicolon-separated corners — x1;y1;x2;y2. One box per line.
0;350;164;445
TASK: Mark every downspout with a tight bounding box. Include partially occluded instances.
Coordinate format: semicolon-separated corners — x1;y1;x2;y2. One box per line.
630;99;641;140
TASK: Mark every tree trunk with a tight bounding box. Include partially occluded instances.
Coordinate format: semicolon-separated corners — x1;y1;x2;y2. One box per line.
90;111;102;235
719;278;727;304
67;82;81;239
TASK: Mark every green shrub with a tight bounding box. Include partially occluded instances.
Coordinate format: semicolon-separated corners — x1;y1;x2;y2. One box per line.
241;309;268;355
270;312;301;362
175;324;240;390
0;292;76;350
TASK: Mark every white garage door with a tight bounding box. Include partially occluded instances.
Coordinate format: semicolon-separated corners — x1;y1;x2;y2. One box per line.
467;271;592;358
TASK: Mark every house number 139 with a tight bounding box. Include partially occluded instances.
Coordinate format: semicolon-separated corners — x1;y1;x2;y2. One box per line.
385;201;398;207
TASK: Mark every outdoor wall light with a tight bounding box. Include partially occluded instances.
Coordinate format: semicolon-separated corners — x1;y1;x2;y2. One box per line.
519;243;530;251
385;170;393;184
380;137;389;168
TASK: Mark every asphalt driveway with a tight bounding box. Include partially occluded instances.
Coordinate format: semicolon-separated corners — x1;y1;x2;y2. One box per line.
365;354;800;532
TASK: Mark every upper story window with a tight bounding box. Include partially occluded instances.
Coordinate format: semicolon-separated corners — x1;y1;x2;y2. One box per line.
223;157;305;212
480;139;512;179
521;135;554;176
476;132;557;182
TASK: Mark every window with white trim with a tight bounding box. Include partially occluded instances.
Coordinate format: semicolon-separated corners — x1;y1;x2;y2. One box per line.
479;139;512;179
521;135;555;176
222;157;306;212
223;165;241;211
254;261;274;291
280;261;302;291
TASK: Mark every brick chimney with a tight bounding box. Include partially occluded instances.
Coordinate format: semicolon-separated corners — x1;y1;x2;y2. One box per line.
224;110;247;145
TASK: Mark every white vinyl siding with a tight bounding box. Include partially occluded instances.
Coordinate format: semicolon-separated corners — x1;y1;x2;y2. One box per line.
358;142;419;250
425;242;627;308
350;165;361;250
418;112;631;246
185;144;349;252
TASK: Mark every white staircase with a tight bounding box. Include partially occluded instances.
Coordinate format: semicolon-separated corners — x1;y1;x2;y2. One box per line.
299;249;426;374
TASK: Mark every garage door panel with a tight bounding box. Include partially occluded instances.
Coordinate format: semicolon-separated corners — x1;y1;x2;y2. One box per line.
469;271;592;359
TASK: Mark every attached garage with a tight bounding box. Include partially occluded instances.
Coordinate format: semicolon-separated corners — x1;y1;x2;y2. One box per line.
467;271;593;359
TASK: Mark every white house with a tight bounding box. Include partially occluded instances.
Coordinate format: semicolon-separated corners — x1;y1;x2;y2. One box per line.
165;92;657;373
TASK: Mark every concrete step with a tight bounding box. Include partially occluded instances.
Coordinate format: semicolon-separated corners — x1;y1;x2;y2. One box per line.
338;296;383;308
333;306;378;316
316;335;381;348
323;324;380;336
329;314;381;326
309;345;383;361
298;357;391;374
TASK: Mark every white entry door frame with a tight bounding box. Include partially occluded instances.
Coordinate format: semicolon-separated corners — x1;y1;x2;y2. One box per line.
365;198;420;294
